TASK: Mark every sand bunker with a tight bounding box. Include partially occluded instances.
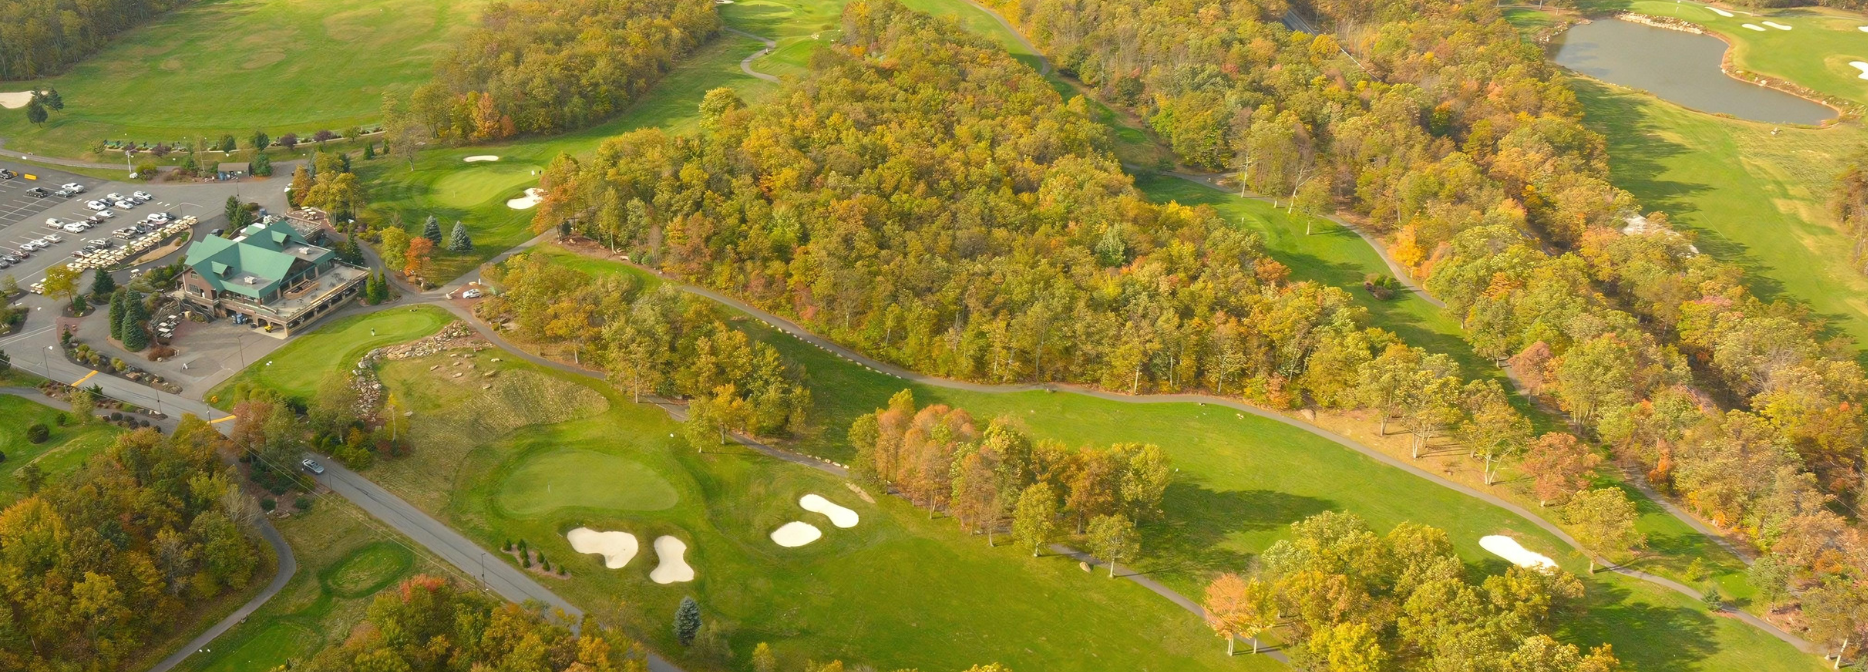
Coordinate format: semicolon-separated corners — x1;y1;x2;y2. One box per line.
771;521;824;547
566;528;639;568
464;155;500;162
507;187;545;210
0;92;35;109
1480;535;1558;571
1742;23;1766;31
1852;62;1868;80
1859;26;1868;32
800;494;859;528
1708;6;1734;17
650;536;694;583
1763;20;1791;30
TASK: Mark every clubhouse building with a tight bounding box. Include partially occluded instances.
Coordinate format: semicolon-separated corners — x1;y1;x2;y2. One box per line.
178;220;367;336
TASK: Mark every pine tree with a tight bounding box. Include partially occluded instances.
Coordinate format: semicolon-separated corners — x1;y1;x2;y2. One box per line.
25;99;47;126
119;293;148;352
339;152;352;174
422;215;442;246
363;142;375;160
250;151;272;177
42;89;62;111
674;597;702;647
90;268;114;300
448;221;473;252
108;290;127;341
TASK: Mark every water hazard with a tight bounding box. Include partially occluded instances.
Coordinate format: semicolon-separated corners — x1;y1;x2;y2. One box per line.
1551;18;1836;125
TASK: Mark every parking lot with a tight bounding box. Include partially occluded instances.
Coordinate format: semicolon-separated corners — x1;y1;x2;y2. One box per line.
0;160;223;290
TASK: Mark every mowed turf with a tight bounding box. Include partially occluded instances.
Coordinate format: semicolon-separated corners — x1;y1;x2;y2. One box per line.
207;305;453;406
0;0;492;160
495;449;680;516
0;396;121;503
1569;77;1868;352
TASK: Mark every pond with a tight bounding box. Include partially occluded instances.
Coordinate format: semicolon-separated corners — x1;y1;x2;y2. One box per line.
1551;18;1836;125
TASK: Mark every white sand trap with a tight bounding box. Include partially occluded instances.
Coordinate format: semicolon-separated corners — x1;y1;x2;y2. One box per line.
0;92;35;109
1480;535;1558;571
1763;21;1792;30
800;494;860;528
771;521;823;547
650;536;694;583
506;187;545;210
1708;6;1734;17
1742;23;1766;31
1859;26;1868;32
566;527;639;568
1852;62;1868;80
464;155;500;162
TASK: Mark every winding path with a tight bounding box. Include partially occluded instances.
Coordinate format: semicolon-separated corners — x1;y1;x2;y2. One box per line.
725;28;780;83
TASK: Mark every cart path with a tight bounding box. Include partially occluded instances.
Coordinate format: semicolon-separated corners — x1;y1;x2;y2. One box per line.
725;28;780;83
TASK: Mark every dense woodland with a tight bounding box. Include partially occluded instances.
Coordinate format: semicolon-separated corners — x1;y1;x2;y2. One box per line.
388;0;719;142
478;252;812;439
968;0;1868;647
0;0;189;80
0;419;263;671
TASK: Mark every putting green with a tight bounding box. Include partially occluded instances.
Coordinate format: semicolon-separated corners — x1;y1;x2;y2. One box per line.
430;163;540;209
323;541;415;598
495;449;679;516
209;306;453;406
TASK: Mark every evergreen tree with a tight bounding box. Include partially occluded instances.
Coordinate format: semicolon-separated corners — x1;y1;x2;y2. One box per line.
674;597;702;647
24;98;46;125
90;268;114;300
363;142;375;159
108;289;127;341
448;220;473;252
422;215;442;246
69;294;87;315
339;152;352;174
119;294;148;352
249;151;272;177
42;88;62;111
250;129;270;151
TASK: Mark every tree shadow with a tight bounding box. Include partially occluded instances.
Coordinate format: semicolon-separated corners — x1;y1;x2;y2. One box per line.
1141;481;1332;576
1560;579;1722;672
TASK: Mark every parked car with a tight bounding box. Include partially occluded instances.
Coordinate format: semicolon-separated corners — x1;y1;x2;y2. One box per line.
103;193;122;201
208;228;223;237
300;458;325;475
462;288;484;299
84;200;105;211
42;234;62;244
45;218;64;228
132;191;152;200
147;212;172;222
0;169;15;179
88;239;112;248
52;189;73;198
60;183;84;193
113;200;135;209
63;223;88;234
96;210;114;219
26;187;47;197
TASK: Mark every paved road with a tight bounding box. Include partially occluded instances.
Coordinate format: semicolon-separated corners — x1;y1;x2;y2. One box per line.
725;28;780;83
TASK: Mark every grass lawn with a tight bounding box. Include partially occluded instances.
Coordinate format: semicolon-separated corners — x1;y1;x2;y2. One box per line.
0;0;492;160
206;305;453;407
1569;77;1868;353
0;396;121;502
177;499;440;672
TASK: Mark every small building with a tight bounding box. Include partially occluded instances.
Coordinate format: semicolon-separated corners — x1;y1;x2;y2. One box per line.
179;221;368;336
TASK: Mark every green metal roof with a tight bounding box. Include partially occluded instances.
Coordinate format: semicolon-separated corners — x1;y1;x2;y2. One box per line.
183;222;333;299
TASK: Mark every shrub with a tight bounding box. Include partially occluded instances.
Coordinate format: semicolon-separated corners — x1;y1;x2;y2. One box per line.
294;496;312;511
108;411;121;422
53;412;67;426
0;451;7;463
24;424;47;443
268;485;287;496
260;498;276;512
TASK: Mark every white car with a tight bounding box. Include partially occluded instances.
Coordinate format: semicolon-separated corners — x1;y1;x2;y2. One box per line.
132;191;152;200
19;241;42;252
145;212;172;223
113;200;135;209
63;223;88;233
85;200;106;211
104;193;122;201
45;217;64;227
96;210;114;219
60;183;84;193
462;288;484;299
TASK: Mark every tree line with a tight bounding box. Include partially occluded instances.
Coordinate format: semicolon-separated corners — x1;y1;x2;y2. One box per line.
1202;511;1621;670
477;251;812;440
0;418;263;670
0;0;190;80
980;0;1868;648
382;0;720;145
849;391;1167;564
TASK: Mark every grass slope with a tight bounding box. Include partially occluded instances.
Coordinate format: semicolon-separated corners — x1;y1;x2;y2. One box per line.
0;396;121;502
208;305;453;406
1570;77;1868;352
0;0;491;160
